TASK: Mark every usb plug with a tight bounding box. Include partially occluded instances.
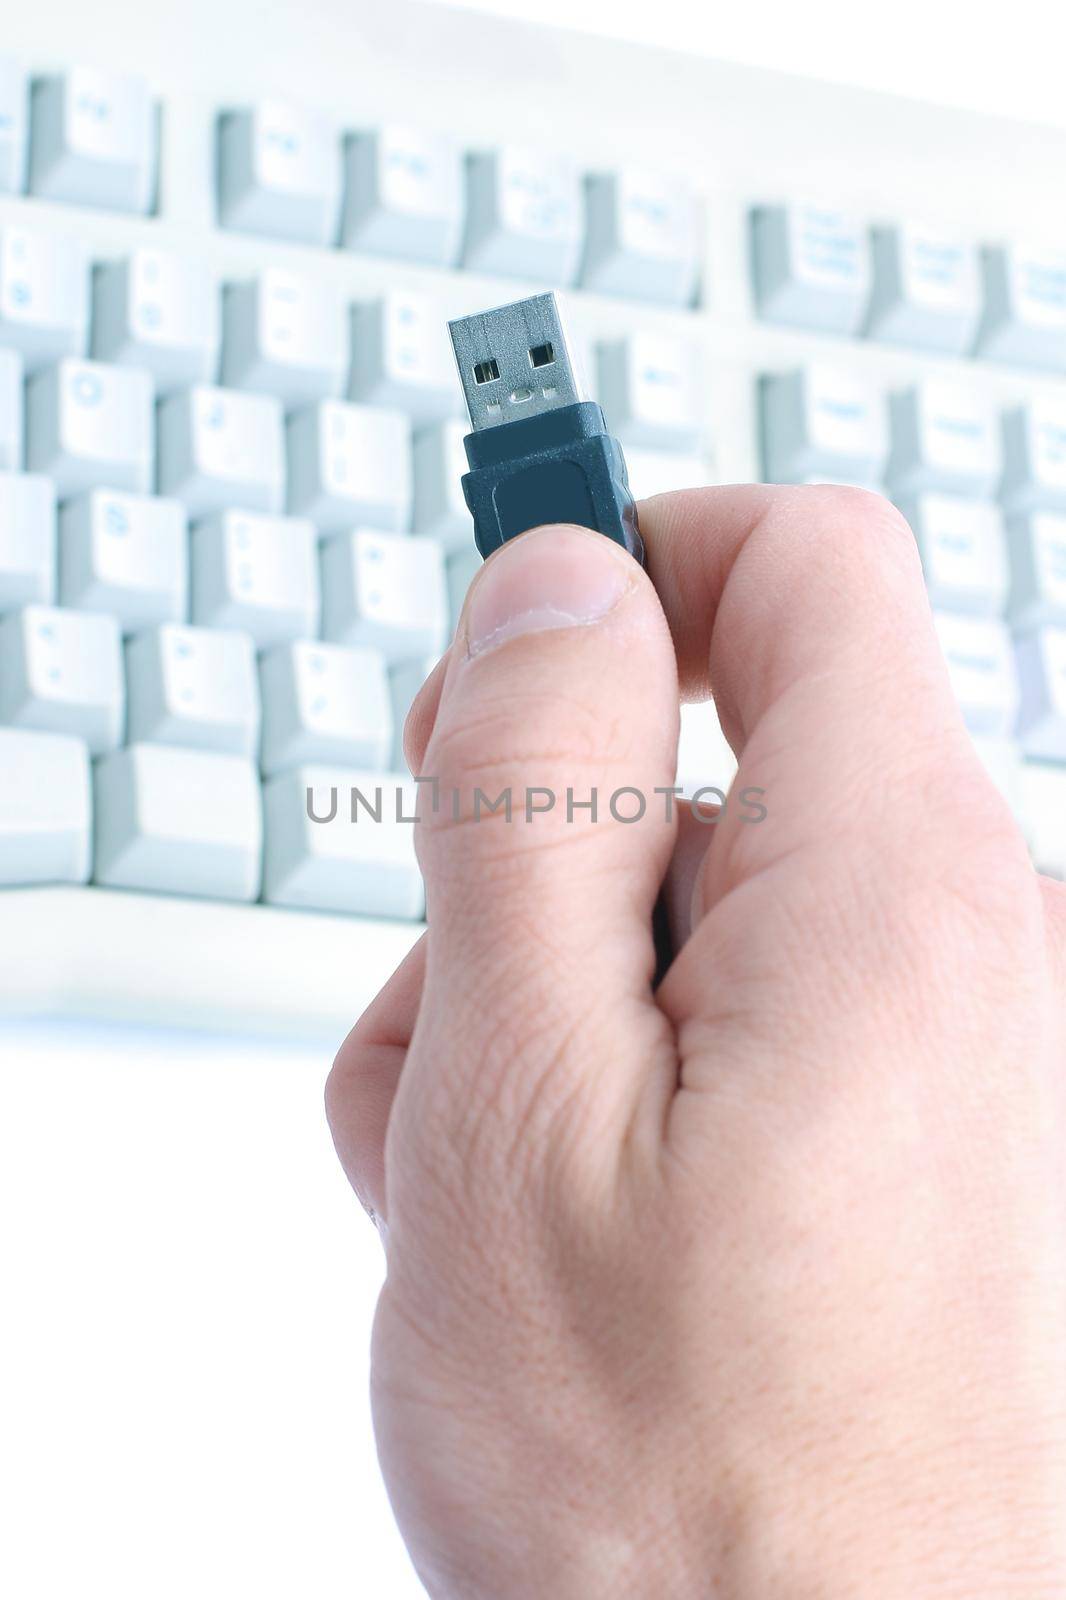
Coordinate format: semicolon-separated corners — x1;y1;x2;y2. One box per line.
448;292;643;564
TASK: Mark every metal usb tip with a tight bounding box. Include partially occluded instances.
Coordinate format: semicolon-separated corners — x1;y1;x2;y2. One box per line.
448;292;585;431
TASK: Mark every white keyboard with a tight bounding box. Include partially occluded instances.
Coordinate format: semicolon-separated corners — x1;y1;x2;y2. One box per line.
1;0;1065;1037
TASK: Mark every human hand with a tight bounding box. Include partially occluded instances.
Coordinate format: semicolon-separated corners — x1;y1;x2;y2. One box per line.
327;487;1066;1599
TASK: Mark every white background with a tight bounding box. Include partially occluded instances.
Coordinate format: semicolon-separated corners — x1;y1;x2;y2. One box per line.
3;3;1063;1597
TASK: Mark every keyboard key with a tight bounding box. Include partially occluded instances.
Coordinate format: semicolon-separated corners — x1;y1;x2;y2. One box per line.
321;528;447;663
0;473;55;609
897;494;1007;617
977;244;1066;370
752;202;871;335
1020;762;1066;877
92;249;220;393
0;349;21;470
29;67;156;214
866;224;981;354
287;401;411;534
761;367;888;483
0;603;123;753
157;385;285;516
190;510;319;646
413;420;473;550
1000;397;1066;514
59;489;186;632
447;545;479;634
622;448;708;499
1015;626;1066;761
0;58;28;194
462;146;581;283
94;742;261;901
26;358;154;497
389;652;440;766
596;332;701;451
125;623;259;757
1008;511;1066;631
349;290;457;424
262;763;423;919
0;226;88;371
0;727;90;885
886;381;1001;498
580;169;699;305
259;640;393;776
221;268;346;408
933;611;1019;737
218;101;341;246
340;125;462;266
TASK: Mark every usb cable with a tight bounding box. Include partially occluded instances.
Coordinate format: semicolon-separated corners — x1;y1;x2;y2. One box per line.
448;292;644;565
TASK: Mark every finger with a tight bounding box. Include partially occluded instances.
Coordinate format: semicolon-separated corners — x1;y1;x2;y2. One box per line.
325;932;427;1223
637;485;1035;1013
401;523;680;1173
403;649;449;774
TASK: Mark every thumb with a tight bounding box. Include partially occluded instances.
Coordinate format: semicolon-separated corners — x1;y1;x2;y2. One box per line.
403;523;680;1163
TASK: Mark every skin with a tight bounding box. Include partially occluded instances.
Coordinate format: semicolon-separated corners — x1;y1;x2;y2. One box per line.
326;486;1066;1599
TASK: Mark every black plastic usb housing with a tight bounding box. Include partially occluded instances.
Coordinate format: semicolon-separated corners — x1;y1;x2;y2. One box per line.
448;293;644;565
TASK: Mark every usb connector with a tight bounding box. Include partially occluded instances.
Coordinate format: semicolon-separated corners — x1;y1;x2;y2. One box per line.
448;292;584;430
447;291;643;564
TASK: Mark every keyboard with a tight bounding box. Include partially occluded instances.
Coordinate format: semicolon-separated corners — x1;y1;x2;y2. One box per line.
1;0;1065;1037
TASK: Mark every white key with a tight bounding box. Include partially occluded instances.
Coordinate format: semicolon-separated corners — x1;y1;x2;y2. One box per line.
190;510;319;646
0;58;28;195
1020;762;1066;878
970;734;1022;813
321;528;447;663
933;611;1019;737
0;226;88;371
865;225;981;354
886;381;1001;498
752;202;871;335
218;101;341;246
0;473;55;609
94;742;261;901
581;169;699;305
287;401;411;534
92;249;220;393
349;290;458;424
59;489;186;632
897;494;1008;617
675;700;738;800
259;639;393;776
0;349;21;470
0;727;90;884
340;125;462;266
622;447;708;499
0;603;123;753
30;67;156;214
413;420;473;550
221;268;346;408
761;367;888;483
447;545;479;634
157;385;285;516
262;764;423;919
1008;511;1066;631
389;652;439;768
596;332;701;451
125;623;259;757
26;358;153;497
1015;626;1066;762
977;244;1066;371
1000;397;1066;514
463;147;581;283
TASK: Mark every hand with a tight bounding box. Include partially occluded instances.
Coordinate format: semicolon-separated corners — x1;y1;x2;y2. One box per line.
327;488;1066;1599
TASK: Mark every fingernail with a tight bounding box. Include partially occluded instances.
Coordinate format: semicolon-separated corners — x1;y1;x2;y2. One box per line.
463;525;635;658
